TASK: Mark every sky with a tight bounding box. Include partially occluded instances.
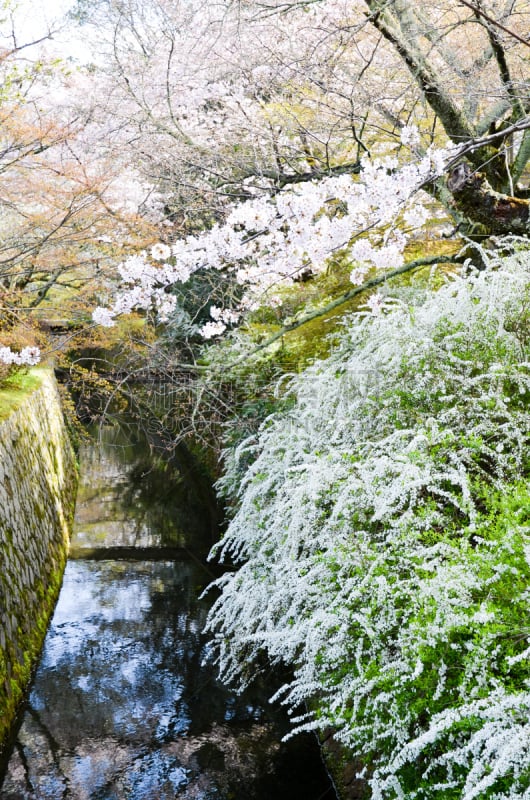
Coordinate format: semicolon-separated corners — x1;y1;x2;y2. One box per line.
7;0;91;61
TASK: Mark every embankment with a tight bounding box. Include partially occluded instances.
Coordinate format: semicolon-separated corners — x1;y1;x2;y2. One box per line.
0;369;77;751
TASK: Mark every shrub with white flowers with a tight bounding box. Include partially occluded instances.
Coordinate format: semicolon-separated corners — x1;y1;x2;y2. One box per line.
205;248;530;799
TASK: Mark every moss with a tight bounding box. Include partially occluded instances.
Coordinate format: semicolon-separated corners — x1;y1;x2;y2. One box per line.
0;367;45;422
0;555;67;749
0;370;77;755
244;238;463;373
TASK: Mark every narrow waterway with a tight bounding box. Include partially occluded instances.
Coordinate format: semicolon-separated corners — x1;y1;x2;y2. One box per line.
0;424;337;800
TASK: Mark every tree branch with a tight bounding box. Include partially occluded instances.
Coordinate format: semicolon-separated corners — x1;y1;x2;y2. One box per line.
233;254;462;365
364;0;477;146
471;1;524;120
447;162;530;233
455;0;530;48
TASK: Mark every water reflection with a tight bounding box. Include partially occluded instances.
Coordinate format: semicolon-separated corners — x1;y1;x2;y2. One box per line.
0;426;336;799
71;424;219;555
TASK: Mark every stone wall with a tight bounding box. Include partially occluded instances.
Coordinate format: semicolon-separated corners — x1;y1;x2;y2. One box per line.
0;370;77;752
321;732;369;800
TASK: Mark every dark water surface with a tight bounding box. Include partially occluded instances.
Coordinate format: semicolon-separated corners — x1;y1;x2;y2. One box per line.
0;426;337;800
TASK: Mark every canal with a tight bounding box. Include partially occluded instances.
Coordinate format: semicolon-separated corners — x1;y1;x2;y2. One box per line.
0;424;337;799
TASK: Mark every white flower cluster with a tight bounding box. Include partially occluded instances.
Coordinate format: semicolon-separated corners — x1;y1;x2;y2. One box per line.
400;123;421;148
200;306;242;339
206;250;530;799
91;307;116;328
0;345;41;366
91;252;186;326
92;145;452;333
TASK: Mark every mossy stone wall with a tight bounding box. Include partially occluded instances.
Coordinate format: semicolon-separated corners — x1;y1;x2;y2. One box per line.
0;370;77;752
321;732;369;800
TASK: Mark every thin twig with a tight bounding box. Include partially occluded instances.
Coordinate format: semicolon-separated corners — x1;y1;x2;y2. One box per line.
456;0;530;48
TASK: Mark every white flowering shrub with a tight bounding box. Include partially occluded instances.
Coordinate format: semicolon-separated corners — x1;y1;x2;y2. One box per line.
206;249;530;799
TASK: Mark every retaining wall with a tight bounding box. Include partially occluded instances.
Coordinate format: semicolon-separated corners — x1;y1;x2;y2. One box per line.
0;370;77;751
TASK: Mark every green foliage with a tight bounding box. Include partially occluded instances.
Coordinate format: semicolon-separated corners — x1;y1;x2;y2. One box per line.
0;369;43;421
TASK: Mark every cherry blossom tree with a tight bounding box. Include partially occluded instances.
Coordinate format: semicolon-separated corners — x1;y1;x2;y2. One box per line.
0;11;155;369
63;0;530;348
72;0;530;220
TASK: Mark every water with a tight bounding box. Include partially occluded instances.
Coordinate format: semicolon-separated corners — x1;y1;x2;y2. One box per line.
0;426;337;799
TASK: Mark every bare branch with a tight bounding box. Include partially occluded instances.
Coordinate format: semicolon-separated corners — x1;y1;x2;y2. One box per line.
455;0;530;48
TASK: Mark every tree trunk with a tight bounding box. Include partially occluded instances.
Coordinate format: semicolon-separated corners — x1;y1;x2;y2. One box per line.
447;163;530;235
